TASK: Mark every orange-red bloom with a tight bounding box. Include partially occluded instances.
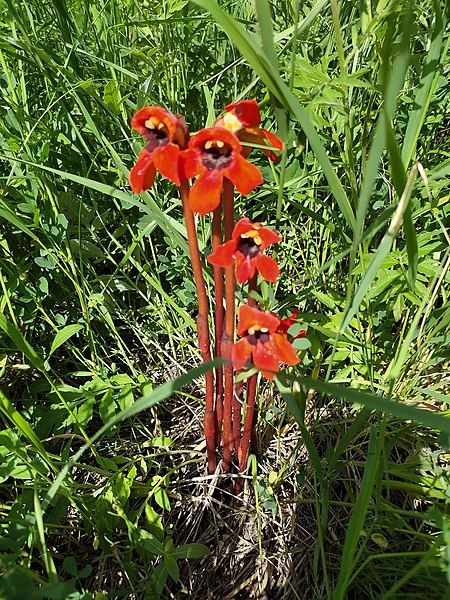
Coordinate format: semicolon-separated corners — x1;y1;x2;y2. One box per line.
207;217;281;283
232;305;300;380
277;310;307;339
181;127;263;215
129;106;188;193
215;99;284;162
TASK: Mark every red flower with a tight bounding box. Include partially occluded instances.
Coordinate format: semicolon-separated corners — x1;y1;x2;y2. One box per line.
277;310;307;339
215;99;284;162
207;217;281;283
181;127;263;215
232;305;300;380
129;106;188;193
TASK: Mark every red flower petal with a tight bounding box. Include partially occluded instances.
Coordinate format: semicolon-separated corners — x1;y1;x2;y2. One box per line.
272;333;300;366
232;217;254;239
232;338;253;371
152;143;181;186
224;154;263;196
225;100;261;126
207;239;238;267
258;226;282;249
189;127;242;154
260;369;276;380
253;254;279;282
181;149;204;180
189;170;223;215
236;256;256;284
131;106;179;139
253;339;279;374
129;149;156;193
263;129;284;151
237;304;279;337
278;310;301;335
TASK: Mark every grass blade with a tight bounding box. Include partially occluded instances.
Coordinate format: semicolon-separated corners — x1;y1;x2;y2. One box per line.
191;0;355;230
287;376;450;433
332;426;380;600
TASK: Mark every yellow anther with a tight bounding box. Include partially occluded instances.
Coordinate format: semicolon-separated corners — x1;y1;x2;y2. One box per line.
260;327;269;333
254;235;262;245
157;122;165;130
205;141;213;150
241;230;259;240
223;111;243;132
216;140;225;148
145;117;159;129
248;326;256;335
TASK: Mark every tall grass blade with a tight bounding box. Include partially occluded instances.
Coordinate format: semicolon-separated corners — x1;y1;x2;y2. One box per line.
332;427;380;600
287;376;450;433
341;164;418;332
191;0;355;230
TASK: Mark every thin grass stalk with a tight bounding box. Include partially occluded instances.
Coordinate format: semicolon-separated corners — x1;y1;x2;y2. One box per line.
221;180;235;472
238;372;258;473
212;204;224;448
179;181;216;472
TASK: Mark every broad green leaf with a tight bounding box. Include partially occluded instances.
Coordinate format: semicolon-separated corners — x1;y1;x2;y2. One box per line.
49;324;83;356
172;543;210;559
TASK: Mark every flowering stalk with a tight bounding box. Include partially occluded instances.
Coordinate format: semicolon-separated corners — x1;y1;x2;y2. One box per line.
212;205;224;447
239;371;258;474
221;180;236;472
236;275;257;492
245;274;259;464
179;181;216;473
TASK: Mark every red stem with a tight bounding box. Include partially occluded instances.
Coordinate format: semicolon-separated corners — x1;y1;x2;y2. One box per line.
180;182;216;473
221;180;235;472
212;205;224;449
238;275;258;476
233;380;243;452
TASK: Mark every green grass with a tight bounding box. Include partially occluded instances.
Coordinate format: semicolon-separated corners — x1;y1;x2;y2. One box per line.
0;0;449;598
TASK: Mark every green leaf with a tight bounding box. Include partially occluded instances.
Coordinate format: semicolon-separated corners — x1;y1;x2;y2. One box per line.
49;324;83;356
172;543;210;559
341;165;418;332
41;360;222;513
164;553;179;582
293;337;311;350
0;314;46;372
0;567;40;600
0;389;56;472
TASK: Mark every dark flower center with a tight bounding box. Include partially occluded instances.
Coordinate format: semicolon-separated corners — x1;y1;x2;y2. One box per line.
202;141;233;171
145;127;169;152
238;236;260;258
247;328;270;345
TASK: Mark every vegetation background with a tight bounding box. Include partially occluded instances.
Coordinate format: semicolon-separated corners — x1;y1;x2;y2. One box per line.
0;0;449;598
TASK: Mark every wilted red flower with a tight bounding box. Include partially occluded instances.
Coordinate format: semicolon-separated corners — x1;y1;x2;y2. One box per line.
277;310;307;339
181;127;263;215
215;99;284;162
129;106;188;193
232;304;299;380
207;217;281;283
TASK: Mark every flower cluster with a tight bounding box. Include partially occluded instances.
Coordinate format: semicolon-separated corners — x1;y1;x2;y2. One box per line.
129;99;306;476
